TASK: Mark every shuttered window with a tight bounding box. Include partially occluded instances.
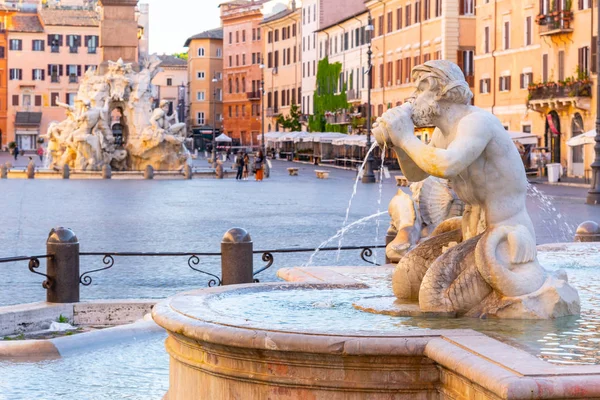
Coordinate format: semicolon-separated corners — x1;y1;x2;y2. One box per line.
558;51;565;81
542;54;549;82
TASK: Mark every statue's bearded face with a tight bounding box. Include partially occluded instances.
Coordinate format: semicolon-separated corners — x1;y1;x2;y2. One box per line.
410;77;441;128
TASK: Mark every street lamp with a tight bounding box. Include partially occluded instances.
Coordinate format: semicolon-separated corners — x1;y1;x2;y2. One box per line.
587;4;600;204
362;13;376;184
260;62;266;155
211;74;218;168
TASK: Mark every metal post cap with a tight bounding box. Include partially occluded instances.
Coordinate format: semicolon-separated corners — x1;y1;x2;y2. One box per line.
222;228;252;243
47;227;79;244
576;221;600;234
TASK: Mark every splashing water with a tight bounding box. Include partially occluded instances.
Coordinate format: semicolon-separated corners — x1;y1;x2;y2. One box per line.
305;211;387;267
527;184;575;242
372;144;387;264
336;142;378;261
42;147;51;170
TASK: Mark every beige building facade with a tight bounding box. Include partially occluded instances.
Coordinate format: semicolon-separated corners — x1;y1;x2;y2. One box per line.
261;6;301;133
184;28;223;150
365;0;476;123
7;8;101;150
153;54;187;119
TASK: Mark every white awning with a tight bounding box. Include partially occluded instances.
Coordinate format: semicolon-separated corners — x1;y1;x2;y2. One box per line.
567;130;596;147
507;131;538;145
215;133;232;142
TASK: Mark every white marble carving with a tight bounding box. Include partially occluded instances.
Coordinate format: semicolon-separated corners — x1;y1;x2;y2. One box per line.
373;60;580;319
41;57;190;171
386;177;464;263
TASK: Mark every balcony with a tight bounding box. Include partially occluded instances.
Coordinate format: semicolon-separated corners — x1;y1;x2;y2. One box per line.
347;89;361;102
50;75;60;83
247;91;261;100
528;80;592;113
266;107;279;117
88;47;97;54
325;111;351;125
50;45;60;53
536;11;574;36
69;75;78;84
69;46;78;54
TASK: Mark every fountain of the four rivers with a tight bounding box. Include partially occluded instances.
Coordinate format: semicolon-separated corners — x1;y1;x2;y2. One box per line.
151;61;600;399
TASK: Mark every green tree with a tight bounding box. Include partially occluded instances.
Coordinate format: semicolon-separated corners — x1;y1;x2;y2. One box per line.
309;57;349;132
173;52;188;61
276;104;302;131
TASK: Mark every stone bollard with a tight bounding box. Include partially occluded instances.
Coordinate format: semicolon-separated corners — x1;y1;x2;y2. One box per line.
215;162;224;179
221;228;253;285
26;160;35;179
574;221;600;242
62;165;70;179
385;225;397;265
0;164;6;179
46;227;80;303
102;164;112;179
144;165;154;179
183;164;192;180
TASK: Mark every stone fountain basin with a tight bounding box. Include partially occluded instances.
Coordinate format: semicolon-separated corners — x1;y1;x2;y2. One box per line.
152;280;600;400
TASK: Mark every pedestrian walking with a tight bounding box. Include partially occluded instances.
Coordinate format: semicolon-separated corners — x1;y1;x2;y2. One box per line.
226;148;231;161
255;151;264;182
235;152;245;180
13;145;19;161
37;147;44;162
243;153;250;180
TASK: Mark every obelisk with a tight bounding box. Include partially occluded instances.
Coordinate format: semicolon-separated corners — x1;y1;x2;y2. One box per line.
98;0;139;66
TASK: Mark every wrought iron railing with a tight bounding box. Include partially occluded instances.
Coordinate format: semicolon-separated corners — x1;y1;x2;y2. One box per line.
0;244;386;291
528;81;592;101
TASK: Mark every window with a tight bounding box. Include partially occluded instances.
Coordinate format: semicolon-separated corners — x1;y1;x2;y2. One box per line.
229;32;232;44
435;0;442;17
460;0;474;15
503;21;510;50
48;34;62;52
228;106;232;117
9;69;22;80
216;88;222;101
242;54;246;65
424;0;431;20
558;50;565;81
542;54;549;82
0;47;4;58
268;31;273;44
50;92;60;107
387;12;393;33
32;40;44;51
86;35;98;53
378;15;384;36
228;79;232;93
197;112;205;125
386;61;393;86
67;65;80;83
66;93;77;106
35;95;42;107
520;72;534;89
216;48;222;57
458;50;474;77
579;47;590;76
235;105;239;117
275;29;279;42
396;59;402;84
236;31;239;43
415;1;421;23
499;76;511;92
66;35;80;53
196;91;205;101
479;78;491;94
229;56;232;67
522;124;532;134
579;0;591;10
236;55;239;66
9;39;22;51
484;27;490;54
242;30;246;42
32;69;44;81
217;113;223;122
406;5;412;27
198;47;205;57
252;28;256;41
197;71;205;80
167;78;173;86
12;95;18;106
524;17;532;46
257;28;261;40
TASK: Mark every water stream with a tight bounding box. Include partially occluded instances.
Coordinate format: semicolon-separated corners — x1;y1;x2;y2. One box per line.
527;184;575;242
373;145;387;264
335;143;378;261
305;211;387;267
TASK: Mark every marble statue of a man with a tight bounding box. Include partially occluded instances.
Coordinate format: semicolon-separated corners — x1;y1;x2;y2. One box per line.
373;60;579;318
150;100;186;141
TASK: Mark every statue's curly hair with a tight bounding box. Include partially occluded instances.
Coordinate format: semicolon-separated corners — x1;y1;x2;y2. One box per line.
411;60;473;106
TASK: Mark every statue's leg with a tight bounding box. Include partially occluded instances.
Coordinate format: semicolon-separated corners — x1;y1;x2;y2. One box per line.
393;228;462;301
419;235;492;314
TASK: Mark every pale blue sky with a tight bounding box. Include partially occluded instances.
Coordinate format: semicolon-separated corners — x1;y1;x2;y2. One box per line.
143;0;290;55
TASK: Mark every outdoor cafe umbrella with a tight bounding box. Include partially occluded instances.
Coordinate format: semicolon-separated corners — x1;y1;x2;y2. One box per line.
215;133;233;143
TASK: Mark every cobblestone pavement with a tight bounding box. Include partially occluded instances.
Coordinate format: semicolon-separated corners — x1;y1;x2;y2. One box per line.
0;158;598;305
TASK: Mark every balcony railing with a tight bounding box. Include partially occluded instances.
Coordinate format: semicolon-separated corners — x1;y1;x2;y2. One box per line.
325;112;351;125
50;45;60;53
247;91;261;100
347;89;360;101
536;10;574;36
528;81;592;101
69;46;78;54
50;75;60;83
69;75;78;84
266;107;279;117
88;47;97;54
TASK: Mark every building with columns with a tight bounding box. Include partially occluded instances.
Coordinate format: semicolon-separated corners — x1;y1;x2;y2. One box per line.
220;0;264;146
260;4;301;133
184;28;223;151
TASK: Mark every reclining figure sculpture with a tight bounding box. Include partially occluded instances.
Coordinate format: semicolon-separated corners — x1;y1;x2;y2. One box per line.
373;60;580;319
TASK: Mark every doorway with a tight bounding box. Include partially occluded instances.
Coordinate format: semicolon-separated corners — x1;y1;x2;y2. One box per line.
545;111;561;163
570;113;584;177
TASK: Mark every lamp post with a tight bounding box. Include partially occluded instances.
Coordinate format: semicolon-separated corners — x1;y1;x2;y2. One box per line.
211;74;218;168
260;62;266;155
362;13;376;184
587;3;600;204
